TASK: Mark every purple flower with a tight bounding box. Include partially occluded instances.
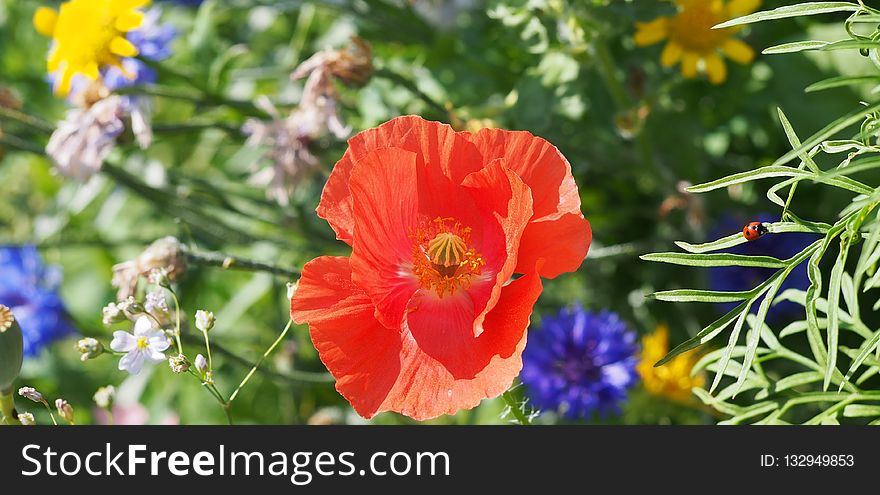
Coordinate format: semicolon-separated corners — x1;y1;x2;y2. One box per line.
521;307;639;420
0;246;75;356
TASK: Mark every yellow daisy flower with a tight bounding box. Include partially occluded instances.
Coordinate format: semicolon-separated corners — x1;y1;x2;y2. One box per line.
634;0;761;84
33;0;150;96
637;324;705;403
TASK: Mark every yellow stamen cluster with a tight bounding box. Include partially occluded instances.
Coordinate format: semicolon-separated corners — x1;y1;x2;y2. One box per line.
136;337;149;349
411;217;485;298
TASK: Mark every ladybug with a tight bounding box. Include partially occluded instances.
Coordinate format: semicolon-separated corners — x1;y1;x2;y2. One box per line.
742;221;769;241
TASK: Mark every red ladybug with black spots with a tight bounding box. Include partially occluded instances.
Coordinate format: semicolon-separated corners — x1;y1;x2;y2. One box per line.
742;221;769;241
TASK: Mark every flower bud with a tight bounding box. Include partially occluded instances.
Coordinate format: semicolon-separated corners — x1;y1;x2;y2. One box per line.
55;398;74;424
18;386;43;403
194;354;208;374
168;354;190;374
93;385;115;410
18;412;36;425
287;282;296;300
101;302;126;325
0;305;23;393
195;310;215;333
75;338;104;361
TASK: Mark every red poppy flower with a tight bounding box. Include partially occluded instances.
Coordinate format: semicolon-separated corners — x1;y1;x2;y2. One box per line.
290;116;591;420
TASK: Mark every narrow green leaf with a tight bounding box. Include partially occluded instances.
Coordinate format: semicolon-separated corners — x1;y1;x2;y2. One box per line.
650;288;753;303
841;330;880;389
806;75;880;93
713;2;860;29
763;40;830;54
824;236;850;391
842;404;880;417
640;252;787;268
711;302;752;393
675;232;746;254
819;39;880;51
654;301;749;367
772;101;880;170
755;371;824;400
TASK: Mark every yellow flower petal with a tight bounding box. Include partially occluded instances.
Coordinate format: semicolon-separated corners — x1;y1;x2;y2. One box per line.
727;0;762;17
660;41;683;67
722;38;755;64
55;65;73;96
681;51;700;79
109;36;139;57
115;11;145;32
33;7;58;37
634;18;668;46
705;52;727;84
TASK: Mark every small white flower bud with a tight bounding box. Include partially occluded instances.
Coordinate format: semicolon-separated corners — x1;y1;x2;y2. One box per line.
18;387;43;403
287;282;296;300
93;385;115;410
194;354;208;373
75;338;104;361
102;302;126;325
195;310;215;333
55;399;74;424
18;412;36;426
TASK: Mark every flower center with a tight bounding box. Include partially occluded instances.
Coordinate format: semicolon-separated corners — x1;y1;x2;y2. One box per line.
668;1;729;52
411;217;485;298
136;337;149;349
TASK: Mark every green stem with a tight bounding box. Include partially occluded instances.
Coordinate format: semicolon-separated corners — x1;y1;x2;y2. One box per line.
1;388;17;425
168;289;184;355
180;333;333;384
228;319;294;403
186;251;300;279
501;390;531;425
0;107;54;133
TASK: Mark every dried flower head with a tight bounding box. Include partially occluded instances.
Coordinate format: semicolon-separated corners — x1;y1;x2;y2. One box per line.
294;36;373;88
55;398;74;424
168;354;189;374
45;94;126;181
242;98;322;206
18;387;44;403
112;237;187;300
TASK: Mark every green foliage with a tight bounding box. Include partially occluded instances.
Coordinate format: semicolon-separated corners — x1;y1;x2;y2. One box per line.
645;0;880;424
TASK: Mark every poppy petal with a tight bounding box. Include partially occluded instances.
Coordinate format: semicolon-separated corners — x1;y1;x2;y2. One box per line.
460;159;534;336
517;213;592;279
348;146;421;329
388;266;544;420
290;256;403;418
317;116;480;244
468;128;590;277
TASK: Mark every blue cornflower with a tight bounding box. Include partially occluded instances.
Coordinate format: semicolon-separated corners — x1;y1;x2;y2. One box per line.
521;307;639;420
0;246;76;356
707;213;814;320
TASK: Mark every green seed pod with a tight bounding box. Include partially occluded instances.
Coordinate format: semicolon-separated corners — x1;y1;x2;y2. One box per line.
0;305;24;393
